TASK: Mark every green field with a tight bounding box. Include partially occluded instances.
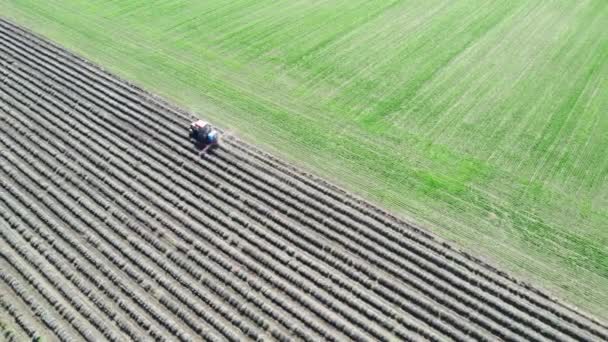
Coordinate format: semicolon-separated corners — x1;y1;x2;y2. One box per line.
2;0;607;316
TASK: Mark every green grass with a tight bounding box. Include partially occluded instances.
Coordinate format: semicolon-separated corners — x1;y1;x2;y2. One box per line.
2;0;607;316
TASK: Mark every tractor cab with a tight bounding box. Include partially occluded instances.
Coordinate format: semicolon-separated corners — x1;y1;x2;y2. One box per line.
189;120;219;145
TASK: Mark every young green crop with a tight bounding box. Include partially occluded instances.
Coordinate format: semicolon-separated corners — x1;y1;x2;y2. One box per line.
2;0;606;316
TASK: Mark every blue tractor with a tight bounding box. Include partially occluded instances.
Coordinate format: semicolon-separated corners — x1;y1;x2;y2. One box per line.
189;120;219;147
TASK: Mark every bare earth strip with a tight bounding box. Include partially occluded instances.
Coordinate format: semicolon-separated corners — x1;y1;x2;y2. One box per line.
0;19;606;341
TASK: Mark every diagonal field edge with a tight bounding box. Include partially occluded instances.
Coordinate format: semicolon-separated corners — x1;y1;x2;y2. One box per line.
0;16;606;341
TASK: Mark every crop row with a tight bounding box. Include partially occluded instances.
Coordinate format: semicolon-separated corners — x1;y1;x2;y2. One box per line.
0;274;47;341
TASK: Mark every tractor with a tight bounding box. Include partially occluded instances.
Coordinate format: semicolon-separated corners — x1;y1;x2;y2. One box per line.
189;120;219;148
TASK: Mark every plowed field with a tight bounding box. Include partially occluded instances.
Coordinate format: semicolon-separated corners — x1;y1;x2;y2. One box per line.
0;19;606;341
